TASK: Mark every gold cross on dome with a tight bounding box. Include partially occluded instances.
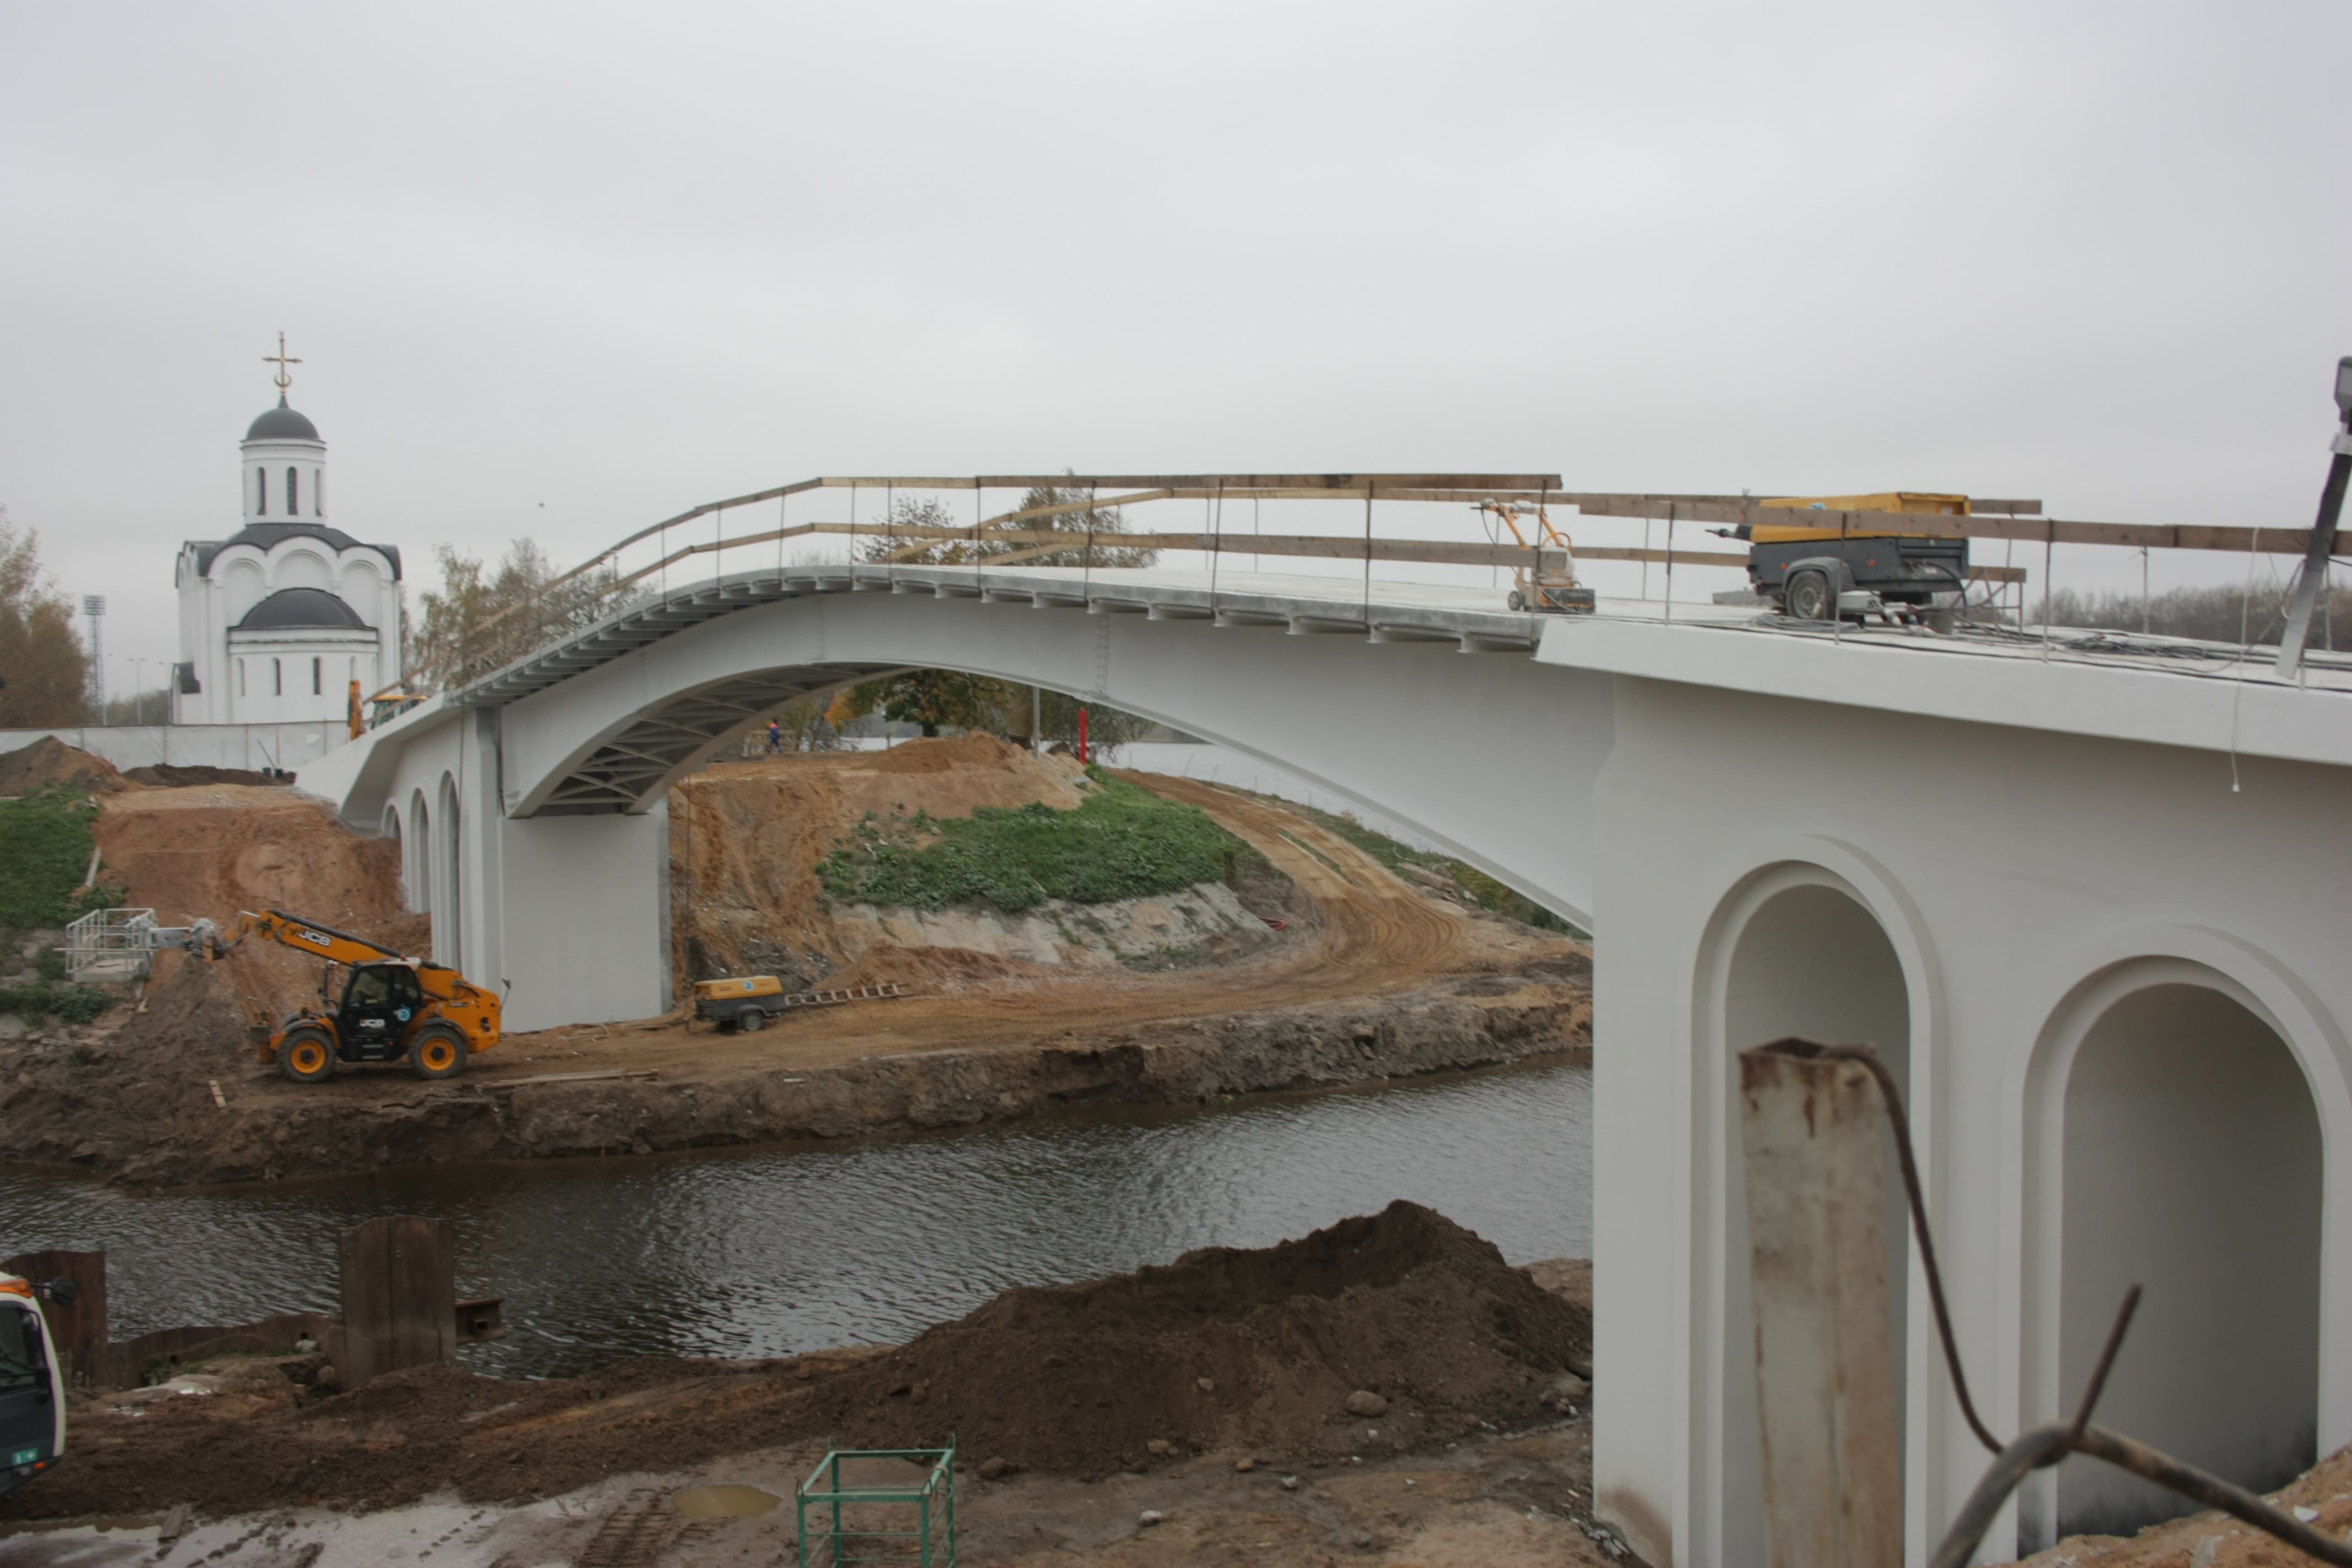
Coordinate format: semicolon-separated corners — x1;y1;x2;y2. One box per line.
263;331;301;394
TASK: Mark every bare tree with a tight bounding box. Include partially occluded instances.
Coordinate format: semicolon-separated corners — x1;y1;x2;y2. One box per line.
0;507;91;727
410;539;629;693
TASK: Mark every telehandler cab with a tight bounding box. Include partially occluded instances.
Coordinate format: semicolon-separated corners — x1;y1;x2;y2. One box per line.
179;910;505;1084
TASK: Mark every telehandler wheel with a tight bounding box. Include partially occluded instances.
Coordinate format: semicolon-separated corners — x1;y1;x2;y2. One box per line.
410;1024;468;1080
279;1027;336;1085
737;1007;766;1033
1506;589;1526;611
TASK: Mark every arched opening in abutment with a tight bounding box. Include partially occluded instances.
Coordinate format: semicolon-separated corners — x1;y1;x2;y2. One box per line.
2053;982;2321;1539
437;775;462;967
1716;879;1913;1568
407;793;431;916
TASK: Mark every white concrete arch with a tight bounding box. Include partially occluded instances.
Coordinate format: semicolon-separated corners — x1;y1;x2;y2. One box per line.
482;576;1612;926
2012;930;2352;1549
1678;843;1944;1568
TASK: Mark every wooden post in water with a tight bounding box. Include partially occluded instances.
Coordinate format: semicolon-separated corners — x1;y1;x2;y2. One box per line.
1739;1039;1903;1568
1;1248;107;1389
337;1216;455;1387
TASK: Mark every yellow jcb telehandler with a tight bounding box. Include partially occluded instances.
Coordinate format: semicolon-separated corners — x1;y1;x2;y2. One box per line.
177;910;505;1084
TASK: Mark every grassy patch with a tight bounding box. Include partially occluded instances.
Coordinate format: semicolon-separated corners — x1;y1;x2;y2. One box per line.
1282;799;1586;937
0;783;121;929
0;982;116;1025
819;768;1242;913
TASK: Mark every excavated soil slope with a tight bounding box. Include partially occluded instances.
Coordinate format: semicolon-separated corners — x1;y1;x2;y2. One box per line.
671;736;1092;990
93;785;427;1031
4;1202;1592;1520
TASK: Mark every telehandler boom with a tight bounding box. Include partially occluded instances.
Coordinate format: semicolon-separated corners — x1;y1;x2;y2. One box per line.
182;910;504;1084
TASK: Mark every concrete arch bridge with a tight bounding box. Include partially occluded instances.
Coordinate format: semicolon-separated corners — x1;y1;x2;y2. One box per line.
300;490;2352;1568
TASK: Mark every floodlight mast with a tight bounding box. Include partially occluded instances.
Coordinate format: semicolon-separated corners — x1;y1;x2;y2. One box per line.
2273;356;2352;679
81;595;106;720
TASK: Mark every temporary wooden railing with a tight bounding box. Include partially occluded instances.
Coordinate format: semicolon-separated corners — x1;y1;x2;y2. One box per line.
424;472;2351;691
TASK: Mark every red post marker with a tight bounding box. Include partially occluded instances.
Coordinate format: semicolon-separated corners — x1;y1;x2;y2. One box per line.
1078;706;1090;763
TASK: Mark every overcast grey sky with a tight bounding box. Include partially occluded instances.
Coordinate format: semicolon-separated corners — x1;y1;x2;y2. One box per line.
5;2;2349;684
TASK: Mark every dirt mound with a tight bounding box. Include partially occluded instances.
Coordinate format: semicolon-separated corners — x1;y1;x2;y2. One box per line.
6;1205;1591;1520
94;786;424;1030
816;1199;1591;1474
122;763;291;788
0;736;130;796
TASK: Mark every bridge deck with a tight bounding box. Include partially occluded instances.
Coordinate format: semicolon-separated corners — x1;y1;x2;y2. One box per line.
451;560;2352;714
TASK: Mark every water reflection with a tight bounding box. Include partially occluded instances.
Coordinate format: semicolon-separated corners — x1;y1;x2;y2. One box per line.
0;1062;1591;1379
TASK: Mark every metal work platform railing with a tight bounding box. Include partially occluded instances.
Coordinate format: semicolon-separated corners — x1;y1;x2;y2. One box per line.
796;1442;956;1566
62;908;161;983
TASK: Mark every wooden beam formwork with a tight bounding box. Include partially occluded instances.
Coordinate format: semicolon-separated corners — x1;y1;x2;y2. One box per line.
337;1215;456;1387
1739;1041;1905;1568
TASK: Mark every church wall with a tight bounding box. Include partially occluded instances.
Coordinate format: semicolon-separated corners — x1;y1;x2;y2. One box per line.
273;548;334;592
224;633;382;725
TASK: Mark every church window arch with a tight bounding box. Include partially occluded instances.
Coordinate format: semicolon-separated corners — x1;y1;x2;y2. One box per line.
271;657;282;696
286;467;299;514
256;469;267;516
312;657;322;695
313;469;323;516
237;659;247;697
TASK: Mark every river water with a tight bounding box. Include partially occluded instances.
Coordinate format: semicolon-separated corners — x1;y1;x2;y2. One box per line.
0;1061;1591;1380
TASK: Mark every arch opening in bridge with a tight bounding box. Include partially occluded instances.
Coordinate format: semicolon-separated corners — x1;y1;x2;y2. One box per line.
437;773;462;966
2033;973;2321;1543
381;805;403;909
1703;869;1914;1568
407;793;429;915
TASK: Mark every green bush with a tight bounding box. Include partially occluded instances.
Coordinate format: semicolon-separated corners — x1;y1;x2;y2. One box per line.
0;783;107;929
0;982;115;1025
818;769;1241;913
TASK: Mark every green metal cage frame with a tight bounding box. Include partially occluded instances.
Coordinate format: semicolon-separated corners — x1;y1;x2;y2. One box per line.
795;1441;956;1566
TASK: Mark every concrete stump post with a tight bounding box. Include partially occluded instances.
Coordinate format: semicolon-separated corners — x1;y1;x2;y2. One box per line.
1;1249;107;1389
1739;1039;1903;1568
337;1216;456;1387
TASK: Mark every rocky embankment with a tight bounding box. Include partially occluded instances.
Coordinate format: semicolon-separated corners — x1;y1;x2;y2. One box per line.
0;958;1588;1189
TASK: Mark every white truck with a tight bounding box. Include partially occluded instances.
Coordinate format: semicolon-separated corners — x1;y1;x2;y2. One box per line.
0;1270;74;1498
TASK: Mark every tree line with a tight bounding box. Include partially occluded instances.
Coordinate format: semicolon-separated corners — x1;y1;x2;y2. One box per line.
2041;580;2351;646
0;509;91;728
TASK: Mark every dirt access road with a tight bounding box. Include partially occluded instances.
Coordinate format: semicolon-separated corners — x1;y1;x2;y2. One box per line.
281;767;1574;1090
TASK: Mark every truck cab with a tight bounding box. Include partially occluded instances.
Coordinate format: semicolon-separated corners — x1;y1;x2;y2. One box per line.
334;961;430;1062
0;1275;68;1499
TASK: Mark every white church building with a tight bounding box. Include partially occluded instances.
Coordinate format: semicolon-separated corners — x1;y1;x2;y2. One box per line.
172;383;405;725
